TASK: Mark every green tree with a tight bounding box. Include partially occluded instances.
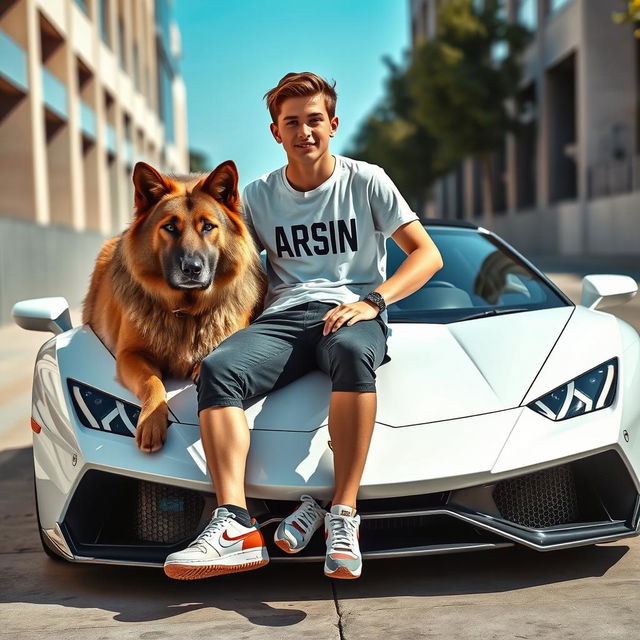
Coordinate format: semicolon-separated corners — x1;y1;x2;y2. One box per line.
408;0;530;225
189;149;210;173
345;56;440;214
612;1;640;38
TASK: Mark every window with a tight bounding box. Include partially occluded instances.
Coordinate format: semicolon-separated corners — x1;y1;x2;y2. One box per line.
548;0;571;14
118;17;126;71
517;0;537;31
75;0;89;16
98;0;110;46
386;228;569;323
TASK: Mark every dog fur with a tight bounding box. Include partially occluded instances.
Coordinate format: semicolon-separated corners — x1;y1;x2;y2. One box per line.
83;161;266;453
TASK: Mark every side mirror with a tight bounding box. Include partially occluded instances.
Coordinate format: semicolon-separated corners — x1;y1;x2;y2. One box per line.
580;274;638;311
12;297;73;335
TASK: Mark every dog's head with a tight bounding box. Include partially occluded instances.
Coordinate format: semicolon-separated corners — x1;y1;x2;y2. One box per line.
127;161;251;295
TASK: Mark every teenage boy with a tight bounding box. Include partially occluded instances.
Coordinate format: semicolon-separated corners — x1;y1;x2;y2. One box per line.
164;72;443;580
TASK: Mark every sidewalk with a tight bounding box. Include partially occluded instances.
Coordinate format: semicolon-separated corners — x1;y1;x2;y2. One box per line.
0;308;82;450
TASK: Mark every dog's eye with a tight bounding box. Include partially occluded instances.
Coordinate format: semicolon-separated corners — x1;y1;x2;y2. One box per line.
163;223;177;234
202;222;217;233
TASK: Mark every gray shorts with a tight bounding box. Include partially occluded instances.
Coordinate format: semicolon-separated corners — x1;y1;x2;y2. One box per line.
197;301;389;413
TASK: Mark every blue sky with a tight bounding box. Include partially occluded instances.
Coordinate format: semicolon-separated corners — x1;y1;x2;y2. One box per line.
174;0;410;190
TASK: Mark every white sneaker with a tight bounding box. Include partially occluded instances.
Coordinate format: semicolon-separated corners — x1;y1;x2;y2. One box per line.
324;504;362;579
163;507;269;580
274;494;327;553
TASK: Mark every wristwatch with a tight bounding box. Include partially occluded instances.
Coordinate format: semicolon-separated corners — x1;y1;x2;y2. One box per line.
363;291;386;314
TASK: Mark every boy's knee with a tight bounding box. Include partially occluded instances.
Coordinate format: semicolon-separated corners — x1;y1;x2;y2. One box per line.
198;350;244;396
327;333;374;369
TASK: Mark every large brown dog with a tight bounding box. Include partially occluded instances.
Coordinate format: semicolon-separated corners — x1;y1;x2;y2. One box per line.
83;161;266;453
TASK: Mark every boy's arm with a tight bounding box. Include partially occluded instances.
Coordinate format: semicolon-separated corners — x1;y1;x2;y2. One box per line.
375;220;443;306
322;220;442;335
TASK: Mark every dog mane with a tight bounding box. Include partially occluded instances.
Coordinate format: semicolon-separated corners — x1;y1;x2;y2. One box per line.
108;238;265;377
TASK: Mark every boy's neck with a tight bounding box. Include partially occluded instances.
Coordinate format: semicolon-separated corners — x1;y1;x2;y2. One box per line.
285;153;336;192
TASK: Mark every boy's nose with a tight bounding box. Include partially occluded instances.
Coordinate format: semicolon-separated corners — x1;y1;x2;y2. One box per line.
299;124;312;138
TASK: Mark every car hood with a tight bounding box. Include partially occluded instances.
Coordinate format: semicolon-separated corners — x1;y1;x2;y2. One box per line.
165;306;575;429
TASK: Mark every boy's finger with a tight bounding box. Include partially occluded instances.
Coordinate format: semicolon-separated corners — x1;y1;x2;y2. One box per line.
324;312;344;335
332;310;357;332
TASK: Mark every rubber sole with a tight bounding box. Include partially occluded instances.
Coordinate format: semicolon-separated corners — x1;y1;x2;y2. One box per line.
273;537;301;554
324;566;361;580
164;558;269;580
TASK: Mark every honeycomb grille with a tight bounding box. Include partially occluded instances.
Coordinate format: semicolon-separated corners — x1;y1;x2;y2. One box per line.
493;465;579;528
135;481;205;544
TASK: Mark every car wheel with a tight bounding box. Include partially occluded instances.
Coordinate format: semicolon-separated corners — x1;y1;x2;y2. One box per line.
33;470;67;563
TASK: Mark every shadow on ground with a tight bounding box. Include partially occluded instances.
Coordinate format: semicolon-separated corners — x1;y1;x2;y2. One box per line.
0;445;630;629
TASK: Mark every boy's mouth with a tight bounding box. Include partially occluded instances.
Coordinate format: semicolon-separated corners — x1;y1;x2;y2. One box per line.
295;142;316;149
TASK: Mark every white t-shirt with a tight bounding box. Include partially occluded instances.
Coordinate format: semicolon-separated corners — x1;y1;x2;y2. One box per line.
242;155;419;317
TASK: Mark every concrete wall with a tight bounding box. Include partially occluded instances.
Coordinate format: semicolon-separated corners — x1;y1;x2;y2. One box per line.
586;191;640;255
0;218;107;325
491;192;640;258
491;205;561;256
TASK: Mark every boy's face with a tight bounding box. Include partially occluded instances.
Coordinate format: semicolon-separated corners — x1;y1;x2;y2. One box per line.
270;94;339;163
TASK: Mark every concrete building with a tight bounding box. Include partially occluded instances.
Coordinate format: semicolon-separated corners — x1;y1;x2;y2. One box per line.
409;0;640;258
0;0;188;324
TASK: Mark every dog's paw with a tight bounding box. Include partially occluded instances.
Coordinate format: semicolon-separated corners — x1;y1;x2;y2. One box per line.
135;401;168;453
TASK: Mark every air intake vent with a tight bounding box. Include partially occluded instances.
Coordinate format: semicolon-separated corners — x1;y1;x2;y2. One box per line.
493;465;579;528
135;481;204;544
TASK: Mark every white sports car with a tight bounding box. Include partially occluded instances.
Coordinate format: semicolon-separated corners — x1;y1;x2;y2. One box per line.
13;220;640;567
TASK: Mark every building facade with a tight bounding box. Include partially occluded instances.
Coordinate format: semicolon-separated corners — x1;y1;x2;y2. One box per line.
0;0;188;323
410;0;639;258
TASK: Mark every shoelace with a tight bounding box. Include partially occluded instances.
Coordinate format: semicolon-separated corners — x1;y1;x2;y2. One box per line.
327;514;358;553
189;512;235;552
290;495;326;532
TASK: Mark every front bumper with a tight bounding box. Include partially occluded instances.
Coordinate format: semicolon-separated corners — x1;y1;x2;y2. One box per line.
41;449;640;566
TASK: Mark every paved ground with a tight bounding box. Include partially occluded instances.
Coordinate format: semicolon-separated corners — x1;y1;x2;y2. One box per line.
1;260;639;639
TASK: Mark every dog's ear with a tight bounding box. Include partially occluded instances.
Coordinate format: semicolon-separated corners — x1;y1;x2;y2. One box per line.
132;162;174;213
198;161;239;209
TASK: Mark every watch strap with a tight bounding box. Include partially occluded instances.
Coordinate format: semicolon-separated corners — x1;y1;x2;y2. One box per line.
364;291;386;313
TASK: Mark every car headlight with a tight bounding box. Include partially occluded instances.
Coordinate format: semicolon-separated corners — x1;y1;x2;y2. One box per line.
527;358;618;421
67;379;157;438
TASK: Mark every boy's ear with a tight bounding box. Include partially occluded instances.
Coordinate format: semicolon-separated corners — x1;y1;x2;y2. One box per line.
270;122;282;144
329;115;339;137
198;161;239;208
132;162;175;213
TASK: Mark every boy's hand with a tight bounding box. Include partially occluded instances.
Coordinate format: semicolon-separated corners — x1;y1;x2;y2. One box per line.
322;301;379;336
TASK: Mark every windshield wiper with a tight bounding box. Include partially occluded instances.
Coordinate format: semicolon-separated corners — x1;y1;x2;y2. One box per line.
456;307;530;323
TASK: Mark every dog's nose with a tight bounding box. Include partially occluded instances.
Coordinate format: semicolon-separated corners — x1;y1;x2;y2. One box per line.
181;256;203;277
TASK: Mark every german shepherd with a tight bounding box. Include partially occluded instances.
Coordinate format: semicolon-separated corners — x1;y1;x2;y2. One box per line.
83;161;266;453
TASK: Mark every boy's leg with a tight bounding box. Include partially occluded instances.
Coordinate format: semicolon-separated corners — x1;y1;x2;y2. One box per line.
164;306;317;579
327;391;377;509
199;406;251;509
315;315;387;579
196;307;317;507
316;315;387;506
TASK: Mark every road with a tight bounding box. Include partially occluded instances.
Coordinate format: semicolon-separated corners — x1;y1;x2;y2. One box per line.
1;268;639;639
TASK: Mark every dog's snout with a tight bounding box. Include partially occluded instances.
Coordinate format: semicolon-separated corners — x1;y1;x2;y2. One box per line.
180;255;203;277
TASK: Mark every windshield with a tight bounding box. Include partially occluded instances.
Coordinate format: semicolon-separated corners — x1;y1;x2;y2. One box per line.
386;227;571;324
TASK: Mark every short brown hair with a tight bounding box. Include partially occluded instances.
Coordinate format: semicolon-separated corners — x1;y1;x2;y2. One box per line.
264;72;337;123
